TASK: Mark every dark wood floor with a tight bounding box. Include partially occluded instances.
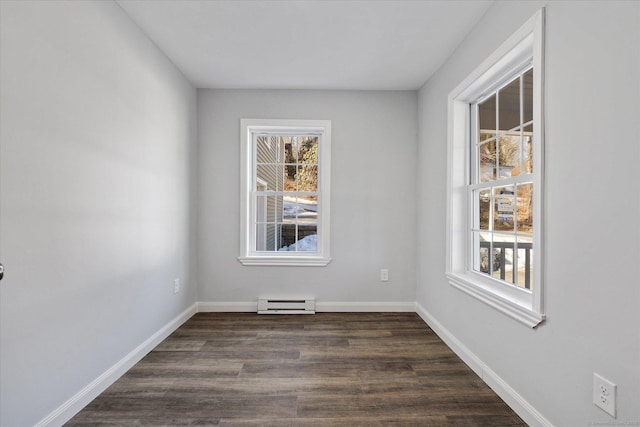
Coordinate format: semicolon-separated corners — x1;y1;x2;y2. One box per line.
67;312;526;426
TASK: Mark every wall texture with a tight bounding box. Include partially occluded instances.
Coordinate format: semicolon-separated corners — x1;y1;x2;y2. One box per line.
0;1;197;425
197;89;417;306
417;1;640;425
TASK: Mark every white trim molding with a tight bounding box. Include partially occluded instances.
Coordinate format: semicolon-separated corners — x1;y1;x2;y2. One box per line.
196;300;416;313
316;301;415;312
237;256;332;267
197;301;257;312
448;273;544;328
238;118;332;267
415;302;553;427
446;8;545;328
36;303;198;427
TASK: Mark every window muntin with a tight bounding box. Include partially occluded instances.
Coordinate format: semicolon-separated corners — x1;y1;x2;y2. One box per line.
470;67;534;290
239;119;331;266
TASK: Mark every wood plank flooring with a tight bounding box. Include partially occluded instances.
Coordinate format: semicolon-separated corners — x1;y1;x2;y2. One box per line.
66;313;526;426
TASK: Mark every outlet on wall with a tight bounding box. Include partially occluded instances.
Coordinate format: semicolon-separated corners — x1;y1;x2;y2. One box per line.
593;373;616;418
380;269;389;282
173;278;180;294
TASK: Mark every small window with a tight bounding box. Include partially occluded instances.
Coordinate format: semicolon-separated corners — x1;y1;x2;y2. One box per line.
446;10;544;327
239;119;331;266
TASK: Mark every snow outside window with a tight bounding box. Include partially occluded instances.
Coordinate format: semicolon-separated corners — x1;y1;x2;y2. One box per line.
238;119;331;266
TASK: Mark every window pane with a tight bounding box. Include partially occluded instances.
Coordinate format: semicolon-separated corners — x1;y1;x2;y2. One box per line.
478;94;496;132
283;164;296;191
494;186;515;232
498;76;521;132
478;235;499;277
479;140;497;183
278;224;317;252
256;223;280;252
517;184;533;234
297;164;318;192
494;246;514;284
523;124;533;174
298;199;318;222
297;137;318;164
265;196;279;222
492;234;516;284
283;198;317;221
276;165;285;192
256;136;277;163
256;194;268;223
497;134;521;176
479;244;491;275
283;197;301;221
274;224;287;251
255;223;269;252
477;189;491;230
523;68;533;123
279;223;295;249
517;236;533;289
256;164;275;190
297;225;317;252
473;231;492;276
480;131;496;144
284;138;297;164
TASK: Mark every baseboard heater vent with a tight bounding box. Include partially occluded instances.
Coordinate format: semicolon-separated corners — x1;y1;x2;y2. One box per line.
258;299;315;314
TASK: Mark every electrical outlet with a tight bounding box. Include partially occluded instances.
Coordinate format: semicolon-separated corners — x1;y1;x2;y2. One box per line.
593;373;616;417
173;278;180;294
380;269;389;282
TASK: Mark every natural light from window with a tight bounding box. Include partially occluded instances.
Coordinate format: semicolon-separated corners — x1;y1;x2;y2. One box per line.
446;9;544;327
239;119;331;266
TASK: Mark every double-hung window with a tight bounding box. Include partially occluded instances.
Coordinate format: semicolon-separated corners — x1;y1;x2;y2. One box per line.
471;67;534;289
446;10;545;327
239;119;331;266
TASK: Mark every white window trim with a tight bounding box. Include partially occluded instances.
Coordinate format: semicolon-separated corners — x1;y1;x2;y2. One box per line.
238;118;332;267
446;9;545;327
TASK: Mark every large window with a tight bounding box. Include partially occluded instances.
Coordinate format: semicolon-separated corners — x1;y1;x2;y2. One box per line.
239;119;331;266
471;66;534;289
446;10;544;327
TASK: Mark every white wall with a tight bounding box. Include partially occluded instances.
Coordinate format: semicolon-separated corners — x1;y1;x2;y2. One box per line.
0;1;197;426
417;1;640;425
198;90;417;306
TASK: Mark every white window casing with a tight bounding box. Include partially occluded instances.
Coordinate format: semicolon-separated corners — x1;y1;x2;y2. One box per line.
446;9;545;327
239;119;332;266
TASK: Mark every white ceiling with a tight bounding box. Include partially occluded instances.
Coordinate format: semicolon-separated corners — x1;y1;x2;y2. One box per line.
116;0;493;90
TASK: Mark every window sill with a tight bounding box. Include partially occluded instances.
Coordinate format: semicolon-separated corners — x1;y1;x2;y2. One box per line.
446;272;544;328
237;256;332;267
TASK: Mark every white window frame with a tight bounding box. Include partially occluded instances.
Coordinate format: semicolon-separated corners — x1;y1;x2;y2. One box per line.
446;10;545;327
238;119;332;266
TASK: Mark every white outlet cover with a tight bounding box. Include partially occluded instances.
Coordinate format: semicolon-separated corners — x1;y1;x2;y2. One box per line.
593;373;616;418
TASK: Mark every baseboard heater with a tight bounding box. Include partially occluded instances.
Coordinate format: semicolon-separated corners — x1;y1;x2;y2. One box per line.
257;298;315;314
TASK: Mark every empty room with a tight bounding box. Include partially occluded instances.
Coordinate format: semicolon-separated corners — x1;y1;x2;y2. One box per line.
0;0;638;426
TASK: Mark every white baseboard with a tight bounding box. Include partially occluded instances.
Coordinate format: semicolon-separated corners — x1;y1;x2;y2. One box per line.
415;302;553;427
196;300;415;313
316;301;416;312
36;303;198;427
197;301;257;312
